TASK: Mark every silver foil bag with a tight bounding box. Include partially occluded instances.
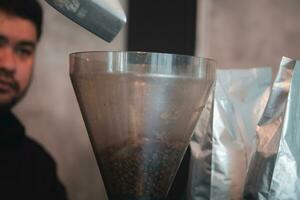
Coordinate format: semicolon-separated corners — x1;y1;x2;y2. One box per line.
187;68;272;200
244;57;298;199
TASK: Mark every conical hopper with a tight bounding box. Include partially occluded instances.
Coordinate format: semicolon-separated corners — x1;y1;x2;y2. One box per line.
70;51;215;200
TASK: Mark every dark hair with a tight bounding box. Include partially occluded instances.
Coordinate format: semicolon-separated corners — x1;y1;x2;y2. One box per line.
0;0;43;40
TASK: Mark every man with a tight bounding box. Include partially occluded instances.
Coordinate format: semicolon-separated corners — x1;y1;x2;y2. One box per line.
0;0;67;199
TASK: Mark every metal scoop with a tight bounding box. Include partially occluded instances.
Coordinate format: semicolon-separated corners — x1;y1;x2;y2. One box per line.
45;0;126;42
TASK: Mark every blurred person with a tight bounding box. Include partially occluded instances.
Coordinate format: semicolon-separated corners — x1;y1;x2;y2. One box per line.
0;0;67;199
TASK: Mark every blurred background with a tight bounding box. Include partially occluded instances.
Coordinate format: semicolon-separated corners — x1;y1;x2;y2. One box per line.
13;0;300;200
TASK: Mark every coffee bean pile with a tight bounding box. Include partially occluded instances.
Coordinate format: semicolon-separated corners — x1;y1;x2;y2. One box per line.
97;138;186;200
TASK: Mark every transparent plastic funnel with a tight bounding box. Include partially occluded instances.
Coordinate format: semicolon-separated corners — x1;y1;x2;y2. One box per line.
70;51;215;200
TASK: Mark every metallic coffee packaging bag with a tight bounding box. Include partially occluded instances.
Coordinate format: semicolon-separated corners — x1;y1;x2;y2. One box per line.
244;57;298;200
187;68;272;200
269;60;300;199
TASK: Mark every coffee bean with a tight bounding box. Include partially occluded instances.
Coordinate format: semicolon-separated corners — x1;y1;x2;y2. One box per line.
97;138;186;200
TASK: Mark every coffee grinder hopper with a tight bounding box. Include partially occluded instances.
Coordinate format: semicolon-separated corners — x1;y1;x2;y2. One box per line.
70;51;215;200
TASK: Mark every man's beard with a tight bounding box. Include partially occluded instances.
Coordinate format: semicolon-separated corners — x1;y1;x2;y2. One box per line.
0;69;19;92
0;68;22;113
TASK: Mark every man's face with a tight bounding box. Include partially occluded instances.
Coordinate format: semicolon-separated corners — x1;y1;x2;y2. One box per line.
0;11;37;111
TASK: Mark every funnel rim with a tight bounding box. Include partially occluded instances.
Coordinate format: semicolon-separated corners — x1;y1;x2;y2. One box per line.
69;50;216;63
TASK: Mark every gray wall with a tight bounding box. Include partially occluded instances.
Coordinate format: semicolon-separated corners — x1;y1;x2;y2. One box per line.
196;0;300;71
13;1;127;200
12;0;300;200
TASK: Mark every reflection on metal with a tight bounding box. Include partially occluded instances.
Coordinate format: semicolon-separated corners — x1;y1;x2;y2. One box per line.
245;57;298;200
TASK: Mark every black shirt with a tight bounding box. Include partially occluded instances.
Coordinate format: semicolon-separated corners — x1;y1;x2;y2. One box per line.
0;112;67;200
